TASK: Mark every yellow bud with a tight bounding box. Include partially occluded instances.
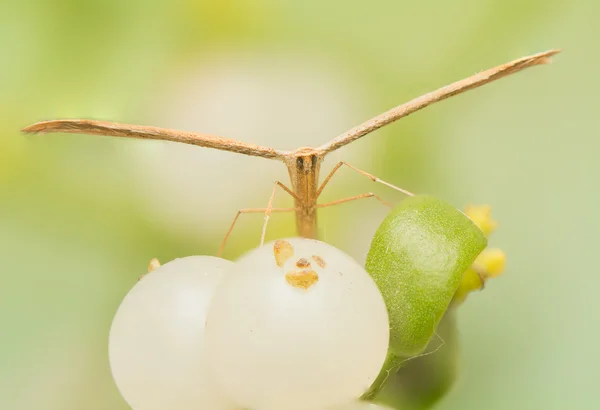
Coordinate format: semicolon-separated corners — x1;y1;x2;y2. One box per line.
453;268;484;304
453;248;507;306
474;248;506;278
453;204;506;307
464;204;498;237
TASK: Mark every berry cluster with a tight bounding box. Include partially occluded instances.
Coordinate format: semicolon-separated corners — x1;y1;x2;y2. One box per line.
108;196;501;410
109;238;391;410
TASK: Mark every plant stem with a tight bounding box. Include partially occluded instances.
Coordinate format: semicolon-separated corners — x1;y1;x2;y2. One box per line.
361;350;405;400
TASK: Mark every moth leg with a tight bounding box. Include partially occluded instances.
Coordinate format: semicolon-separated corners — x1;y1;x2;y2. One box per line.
317;192;392;209
316;161;413;198
218;204;297;257
260;181;299;246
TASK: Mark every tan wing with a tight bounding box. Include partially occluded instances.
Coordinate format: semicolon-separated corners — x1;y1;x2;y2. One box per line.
22;119;285;160
319;49;560;154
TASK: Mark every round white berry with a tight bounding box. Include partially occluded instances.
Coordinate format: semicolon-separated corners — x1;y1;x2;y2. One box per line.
205;238;390;410
108;256;235;410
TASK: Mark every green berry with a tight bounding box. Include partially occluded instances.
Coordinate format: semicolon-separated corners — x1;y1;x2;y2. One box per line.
366;195;487;356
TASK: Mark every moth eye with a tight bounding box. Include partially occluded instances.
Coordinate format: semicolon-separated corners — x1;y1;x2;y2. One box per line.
296;157;304;170
311;155;318;168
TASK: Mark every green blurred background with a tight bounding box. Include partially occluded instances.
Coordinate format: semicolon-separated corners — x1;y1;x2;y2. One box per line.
1;0;597;409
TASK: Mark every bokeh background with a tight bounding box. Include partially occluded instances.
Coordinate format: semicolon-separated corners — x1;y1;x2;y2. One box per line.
1;0;598;409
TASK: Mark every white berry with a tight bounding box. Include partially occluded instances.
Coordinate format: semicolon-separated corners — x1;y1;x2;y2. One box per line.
108;256;235;410
205;238;390;410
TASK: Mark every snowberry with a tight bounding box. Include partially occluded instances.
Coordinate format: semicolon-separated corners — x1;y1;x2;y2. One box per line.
205;238;390;410
108;256;235;410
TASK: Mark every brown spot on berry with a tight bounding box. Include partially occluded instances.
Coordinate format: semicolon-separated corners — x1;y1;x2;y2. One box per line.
285;270;319;289
312;255;326;268
273;240;295;267
296;258;311;268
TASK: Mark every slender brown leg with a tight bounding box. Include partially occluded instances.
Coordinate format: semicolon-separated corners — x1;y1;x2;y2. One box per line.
260;181;299;246
317;192;393;209
316;161;414;198
315;161;344;197
217;206;297;256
